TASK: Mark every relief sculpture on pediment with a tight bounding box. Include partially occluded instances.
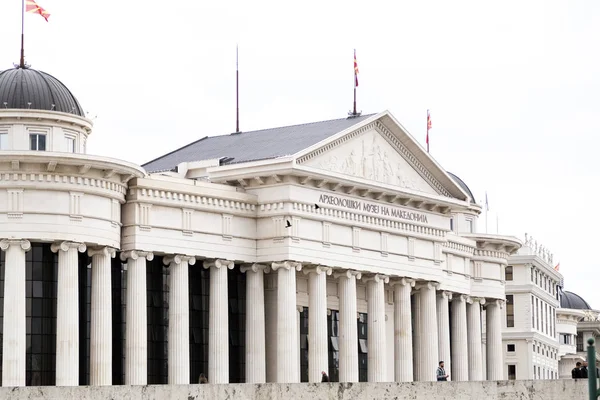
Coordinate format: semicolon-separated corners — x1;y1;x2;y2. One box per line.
314;131;430;193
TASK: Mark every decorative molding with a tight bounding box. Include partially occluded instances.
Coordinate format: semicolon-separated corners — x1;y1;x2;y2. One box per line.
0;172;127;196
322;222;331;247
163;254;196;266
203;259;234;270
111;199;120;228
443;240;475;255
380;232;389;257
69;191;83;221
0;239;31;252
438;290;453;300
389;277;416;288
135;188;256;214
408;237;415;261
182;209;194;236
138;203;152;231
291;216;300;243
240;263;270;274
434;242;442;265
7;188;23;219
119;250;154;262
352;227;361;252
473;248;510;260
362;274;390;284
272;216;284;241
87;246;117;259
221;213;232;241
333;270;362;280
302;265;333;276
51;241;86;254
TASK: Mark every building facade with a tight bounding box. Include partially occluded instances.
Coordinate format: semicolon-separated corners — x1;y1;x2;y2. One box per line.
0;65;523;387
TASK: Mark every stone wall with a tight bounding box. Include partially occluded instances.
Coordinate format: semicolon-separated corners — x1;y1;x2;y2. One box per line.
0;380;587;400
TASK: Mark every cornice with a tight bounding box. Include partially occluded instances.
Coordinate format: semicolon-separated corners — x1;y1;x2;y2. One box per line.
443;239;475;256
0;109;93;132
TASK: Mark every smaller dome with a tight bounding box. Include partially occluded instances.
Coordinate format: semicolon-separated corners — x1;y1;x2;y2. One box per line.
0;66;84;116
560;290;592;310
447;172;476;204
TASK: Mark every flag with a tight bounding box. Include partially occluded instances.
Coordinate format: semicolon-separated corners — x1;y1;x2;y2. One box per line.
554;263;560;271
426;109;432;152
26;0;50;22
354;49;359;87
485;192;489;211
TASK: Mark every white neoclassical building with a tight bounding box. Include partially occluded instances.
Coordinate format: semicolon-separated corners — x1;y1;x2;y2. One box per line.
0;64;522;387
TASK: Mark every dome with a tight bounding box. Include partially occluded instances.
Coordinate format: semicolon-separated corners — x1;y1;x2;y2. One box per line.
447;172;476;204
560;290;592;310
0;66;84;117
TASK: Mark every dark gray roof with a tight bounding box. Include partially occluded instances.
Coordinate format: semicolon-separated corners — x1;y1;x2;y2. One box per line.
143;114;376;173
0;67;84;117
561;291;592;310
447;172;476;204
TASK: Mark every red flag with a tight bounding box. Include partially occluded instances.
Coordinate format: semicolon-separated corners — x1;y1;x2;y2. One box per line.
354;49;359;87
426;109;432;152
554;263;560;271
26;0;50;22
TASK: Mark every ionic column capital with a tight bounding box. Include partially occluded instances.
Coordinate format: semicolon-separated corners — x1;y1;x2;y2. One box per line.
452;294;469;303
414;281;440;291
87;246;117;259
389;277;415;288
362;274;390;284
203;259;234;270
163;254;196;266
51;241;86;254
0;239;31;252
271;261;302;272
466;296;486;305
485;298;504;309
120;250;154;262
333;269;362;280
438;290;453;300
240;263;270;274
296;305;304;313
302;265;332;276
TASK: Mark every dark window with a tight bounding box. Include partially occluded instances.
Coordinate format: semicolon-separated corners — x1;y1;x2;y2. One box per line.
327;310;340;382
299;307;309;382
189;264;209;383
508;364;516;380
30;134;46;151
228;267;246;383
357;312;368;382
0;248;4;385
507;344;515;352
146;257;168;384
111;256;126;385
450;218;454;231
506;295;514;328
505;266;513;281
576;333;584;352
78;253;91;385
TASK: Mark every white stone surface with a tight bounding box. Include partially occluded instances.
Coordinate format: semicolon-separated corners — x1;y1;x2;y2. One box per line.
419;282;439;382
337;270;361;382
437;291;451;376
0;380;587;400
467;298;484;381
393;278;414;382
451;295;469;381
0;240;30;387
366;274;388;382
53;241;86;387
241;263;269;383
165;255;195;384
122;250;153;385
486;300;504;380
304;266;331;382
89;246;116;386
204;259;234;384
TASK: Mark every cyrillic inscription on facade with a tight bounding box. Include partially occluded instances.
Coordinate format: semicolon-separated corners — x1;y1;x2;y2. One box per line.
318;194;428;224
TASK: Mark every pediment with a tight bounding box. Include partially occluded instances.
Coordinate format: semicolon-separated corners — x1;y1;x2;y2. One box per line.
299;124;443;196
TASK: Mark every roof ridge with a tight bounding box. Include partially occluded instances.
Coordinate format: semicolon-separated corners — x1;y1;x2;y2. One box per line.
142;136;209;167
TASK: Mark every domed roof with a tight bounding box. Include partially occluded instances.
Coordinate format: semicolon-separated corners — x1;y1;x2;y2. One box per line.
561;290;592;310
447;172;476;204
0;66;84;117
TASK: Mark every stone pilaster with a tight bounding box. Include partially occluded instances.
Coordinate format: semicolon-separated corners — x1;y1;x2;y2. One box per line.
240;263;270;383
165;254;195;384
486;299;504;380
417;282;439;382
336;270;361;383
451;294;469;381
271;261;302;383
467;297;485;381
0;239;30;387
436;291;452;378
391;278;415;382
121;250;154;385
52;241;86;386
203;259;234;384
88;246;116;386
365;274;389;382
303;265;332;383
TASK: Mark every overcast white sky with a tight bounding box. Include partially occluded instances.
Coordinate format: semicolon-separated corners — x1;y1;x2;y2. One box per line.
0;1;598;307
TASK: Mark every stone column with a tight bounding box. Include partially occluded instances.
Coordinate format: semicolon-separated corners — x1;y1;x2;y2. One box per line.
486;299;504;380
412;289;421;381
467;297;485;381
417;282;439;382
164;254;195;384
303;265;331;383
0;239;30;387
451;294;469;381
88;246;116;386
366;274;389;382
271;261;302;383
436;291;452;378
52;241;86;386
336;270;361;383
121;250;154;385
203;259;234;384
392;278;414;382
241;263;269;383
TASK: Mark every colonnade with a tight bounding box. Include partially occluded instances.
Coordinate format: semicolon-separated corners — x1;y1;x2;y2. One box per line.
0;241;505;386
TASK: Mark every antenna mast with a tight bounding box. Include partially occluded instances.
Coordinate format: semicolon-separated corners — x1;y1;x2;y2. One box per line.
20;0;25;68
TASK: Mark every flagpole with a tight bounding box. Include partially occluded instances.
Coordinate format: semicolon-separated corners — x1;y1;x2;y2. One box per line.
20;0;25;68
496;213;499;234
236;45;239;133
353;49;357;115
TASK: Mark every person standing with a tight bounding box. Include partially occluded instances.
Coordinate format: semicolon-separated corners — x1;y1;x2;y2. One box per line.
572;362;582;379
437;361;449;381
